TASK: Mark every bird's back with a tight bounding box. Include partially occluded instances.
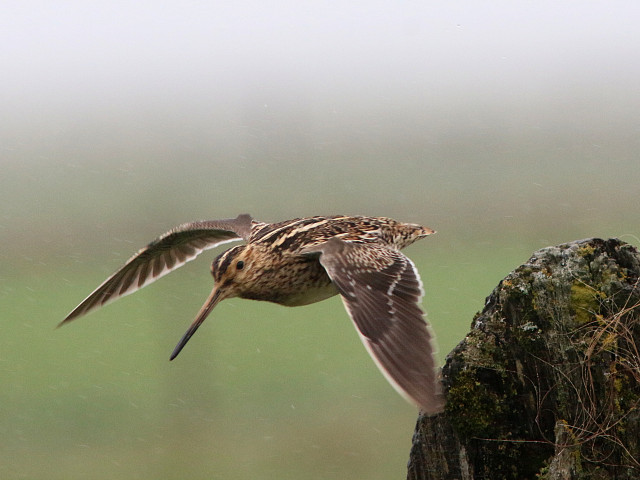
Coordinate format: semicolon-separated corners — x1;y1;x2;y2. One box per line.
249;215;430;254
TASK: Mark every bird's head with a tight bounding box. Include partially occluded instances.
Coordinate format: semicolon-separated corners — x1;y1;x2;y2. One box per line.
210;244;254;291
169;244;254;360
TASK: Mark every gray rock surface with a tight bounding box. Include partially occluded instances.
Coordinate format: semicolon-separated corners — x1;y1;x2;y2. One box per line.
407;238;640;480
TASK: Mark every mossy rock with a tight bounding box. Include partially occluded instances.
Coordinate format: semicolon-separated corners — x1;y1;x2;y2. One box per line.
408;238;640;480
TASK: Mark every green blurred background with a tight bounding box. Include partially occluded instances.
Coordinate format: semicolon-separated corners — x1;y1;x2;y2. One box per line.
2;2;639;479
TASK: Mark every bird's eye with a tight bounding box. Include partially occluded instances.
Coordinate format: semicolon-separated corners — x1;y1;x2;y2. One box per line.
236;260;244;270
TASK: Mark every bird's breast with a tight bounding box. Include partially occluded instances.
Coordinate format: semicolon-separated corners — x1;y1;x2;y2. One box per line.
237;255;338;306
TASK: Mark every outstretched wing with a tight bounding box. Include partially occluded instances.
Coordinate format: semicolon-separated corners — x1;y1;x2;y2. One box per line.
60;214;253;326
307;238;443;414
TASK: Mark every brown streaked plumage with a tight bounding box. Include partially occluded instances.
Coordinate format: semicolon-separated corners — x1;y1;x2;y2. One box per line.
61;214;444;414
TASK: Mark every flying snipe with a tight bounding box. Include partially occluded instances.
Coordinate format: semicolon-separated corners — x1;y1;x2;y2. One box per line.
61;214;443;413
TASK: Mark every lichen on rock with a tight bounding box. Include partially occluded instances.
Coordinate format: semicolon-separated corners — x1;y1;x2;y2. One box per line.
408;238;640;480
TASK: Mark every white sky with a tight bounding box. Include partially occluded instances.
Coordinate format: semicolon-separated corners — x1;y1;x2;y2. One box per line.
2;1;639;111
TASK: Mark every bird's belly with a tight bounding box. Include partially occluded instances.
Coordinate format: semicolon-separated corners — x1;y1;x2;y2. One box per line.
238;256;338;306
278;282;340;307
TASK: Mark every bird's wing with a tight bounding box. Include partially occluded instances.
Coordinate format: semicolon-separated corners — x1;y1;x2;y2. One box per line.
306;238;443;414
60;214;253;326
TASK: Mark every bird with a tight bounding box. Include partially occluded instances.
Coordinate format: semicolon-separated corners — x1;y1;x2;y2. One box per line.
60;214;444;414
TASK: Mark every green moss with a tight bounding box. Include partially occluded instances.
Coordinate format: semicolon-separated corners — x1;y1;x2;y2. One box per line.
537;463;550;478
577;244;596;258
570;282;604;325
446;368;502;438
517;265;534;278
612;367;640;413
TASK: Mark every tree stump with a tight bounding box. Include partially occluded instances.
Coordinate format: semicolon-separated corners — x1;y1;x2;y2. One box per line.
407;238;640;480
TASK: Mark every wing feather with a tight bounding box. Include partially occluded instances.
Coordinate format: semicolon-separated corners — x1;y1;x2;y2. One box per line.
309;238;443;414
60;214;253;326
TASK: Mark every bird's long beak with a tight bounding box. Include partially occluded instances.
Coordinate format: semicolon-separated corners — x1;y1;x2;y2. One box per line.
170;285;224;360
